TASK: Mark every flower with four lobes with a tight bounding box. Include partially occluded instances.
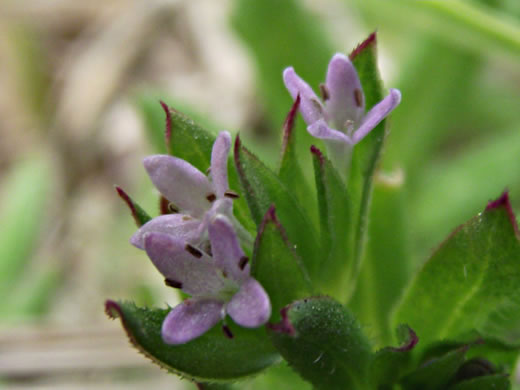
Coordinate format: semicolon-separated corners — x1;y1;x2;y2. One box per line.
283;53;401;179
131;131;250;251
143;215;271;344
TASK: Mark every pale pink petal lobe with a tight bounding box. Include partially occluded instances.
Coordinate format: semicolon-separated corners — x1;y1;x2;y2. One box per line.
227;278;271;328
162;299;223;345
144;232;225;296
208;215;248;281
130;214;201;249
352;88;401;144
210;131;231;198
325;53;364;129
307;119;352;144
143;155;212;218
283;67;324;124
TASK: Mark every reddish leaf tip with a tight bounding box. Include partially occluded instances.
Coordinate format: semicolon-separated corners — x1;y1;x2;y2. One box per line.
267;306;296;336
115;186;141;225
105;299;122;320
396;327;418;352
256;205;292;247
486;190;510;210
310;145;325;165
486;191;519;236
281;94;301;157
159;100;172;150
349;31;377;60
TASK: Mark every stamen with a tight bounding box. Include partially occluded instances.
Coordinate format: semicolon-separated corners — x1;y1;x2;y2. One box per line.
168;203;179;213
224;190;239;199
159;196;170;215
239;256;249;270
344;119;355;137
354;89;363;107
164;279;183;289
182;215;192;221
185;244;203;258
222;325;234;339
310;98;323;114
206;193;217;203
319;83;330;101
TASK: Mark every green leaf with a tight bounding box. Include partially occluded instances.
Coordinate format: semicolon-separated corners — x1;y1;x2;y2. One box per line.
370;325;418;388
163;103;215;173
310;146;354;300
269;297;372;390
350;172;410;346
278;96;317;227
346;33;391;301
393;192;520;349
448;374;510;390
0;156;52;301
234;136;320;278
105;300;279;381
252;206;312;321
116;186;152;227
401;346;469;390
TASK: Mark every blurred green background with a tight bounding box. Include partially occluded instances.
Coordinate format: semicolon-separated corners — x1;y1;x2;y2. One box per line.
0;0;518;388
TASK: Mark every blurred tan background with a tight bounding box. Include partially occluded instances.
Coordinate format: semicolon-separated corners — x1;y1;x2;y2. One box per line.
1;0;519;388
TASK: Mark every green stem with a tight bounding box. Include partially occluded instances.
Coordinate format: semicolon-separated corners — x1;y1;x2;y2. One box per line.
420;0;520;56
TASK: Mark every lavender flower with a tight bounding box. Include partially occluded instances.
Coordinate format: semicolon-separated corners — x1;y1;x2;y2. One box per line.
143;215;271;344
283;53;401;179
131;131;250;250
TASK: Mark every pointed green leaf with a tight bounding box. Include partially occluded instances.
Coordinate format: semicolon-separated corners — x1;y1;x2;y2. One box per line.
448;374;510;390
394;192;520;349
162;102;214;172
116;186;152;227
234;136;320;278
278;96;317;226
252;206;312;321
370;325;418;388
347;33;393;300
401;346;468;390
105;300;279;381
269;297;372;390
310;146;354;300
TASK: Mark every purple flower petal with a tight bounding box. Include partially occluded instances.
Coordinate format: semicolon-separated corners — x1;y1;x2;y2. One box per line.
227;278;271;328
143;155;213;218
210;131;231;198
325;53;364;130
162;299;223;345
283;67;324;124
130;214;201;249
307;119;352;144
208;215;248;281
144;232;226;296
352;88;401;144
